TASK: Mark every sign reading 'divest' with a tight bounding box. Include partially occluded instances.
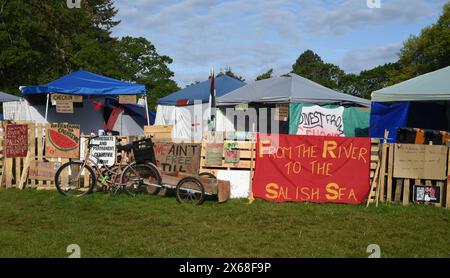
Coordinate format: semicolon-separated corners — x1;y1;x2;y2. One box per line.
297;105;345;137
5;124;28;158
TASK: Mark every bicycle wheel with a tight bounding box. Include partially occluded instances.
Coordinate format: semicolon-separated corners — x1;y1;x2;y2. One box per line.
176;177;205;205
54;161;96;197
121;163;162;196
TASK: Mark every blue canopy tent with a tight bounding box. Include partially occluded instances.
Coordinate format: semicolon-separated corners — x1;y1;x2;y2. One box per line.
20;70;151;126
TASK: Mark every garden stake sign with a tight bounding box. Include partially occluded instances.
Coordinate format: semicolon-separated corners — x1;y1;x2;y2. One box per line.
5;124;28;158
45;123;81;159
253;134;371;204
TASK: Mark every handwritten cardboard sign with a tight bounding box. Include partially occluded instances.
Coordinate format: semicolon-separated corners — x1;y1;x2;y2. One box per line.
205;142;224;166
45;123;80;159
119;95;137;104
56;100;74;113
5;124;28;158
394;144;448;180
29;160;62;181
153;142;201;174
90;136;116;166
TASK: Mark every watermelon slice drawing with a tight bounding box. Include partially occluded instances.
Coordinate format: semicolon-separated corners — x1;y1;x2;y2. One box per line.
48;129;79;151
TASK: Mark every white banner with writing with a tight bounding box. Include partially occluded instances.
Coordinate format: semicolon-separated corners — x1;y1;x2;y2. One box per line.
297;105;345;137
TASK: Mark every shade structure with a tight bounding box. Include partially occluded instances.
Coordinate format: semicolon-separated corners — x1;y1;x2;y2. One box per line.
158;75;246;105
20;70;146;96
0;91;22;102
216;73;370;107
372;66;450;102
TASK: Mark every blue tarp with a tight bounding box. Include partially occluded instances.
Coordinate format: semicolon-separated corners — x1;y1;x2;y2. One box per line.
20;70;146;96
158;75;246;105
370;102;410;142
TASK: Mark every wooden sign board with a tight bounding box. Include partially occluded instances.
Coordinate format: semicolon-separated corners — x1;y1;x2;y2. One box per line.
56;101;74;113
29;160;62;181
45;123;81;159
394;144;448;180
51;94;83;103
153;142;201;174
119;95;136;104
274;104;289;121
224;142;240;164
144;125;173;141
5;124;28;158
205;142;224;166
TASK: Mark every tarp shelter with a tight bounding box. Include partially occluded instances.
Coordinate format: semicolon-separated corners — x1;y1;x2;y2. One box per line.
370;66;450;142
17;70;151;135
155;75;246;141
0;91;22;120
216;73;371;136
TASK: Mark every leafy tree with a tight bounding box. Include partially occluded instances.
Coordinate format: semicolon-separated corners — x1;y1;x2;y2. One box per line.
0;0;179;110
217;67;245;81
291;50;345;90
256;68;273;81
392;2;450;83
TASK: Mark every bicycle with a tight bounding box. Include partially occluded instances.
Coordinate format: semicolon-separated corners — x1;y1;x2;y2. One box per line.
54;135;162;197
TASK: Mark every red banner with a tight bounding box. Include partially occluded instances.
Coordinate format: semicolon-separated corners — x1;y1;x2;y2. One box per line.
253;134;371;204
6;124;28;158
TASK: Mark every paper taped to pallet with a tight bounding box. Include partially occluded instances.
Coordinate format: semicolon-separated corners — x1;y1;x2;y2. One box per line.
216;170;250;198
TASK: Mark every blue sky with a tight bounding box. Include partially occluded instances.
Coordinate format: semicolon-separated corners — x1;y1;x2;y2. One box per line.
112;0;447;87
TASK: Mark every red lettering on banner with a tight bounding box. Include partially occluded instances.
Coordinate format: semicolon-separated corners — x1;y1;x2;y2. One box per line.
253;134;371;204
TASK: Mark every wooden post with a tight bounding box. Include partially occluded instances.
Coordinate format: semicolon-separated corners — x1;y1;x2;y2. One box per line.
386;143;394;202
402;178;410;205
379;130;389;202
247;125;256;204
37;124;43;189
29;122;36;188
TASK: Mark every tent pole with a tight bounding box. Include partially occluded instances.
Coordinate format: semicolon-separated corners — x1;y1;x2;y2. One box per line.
44;93;50;122
144;95;150;126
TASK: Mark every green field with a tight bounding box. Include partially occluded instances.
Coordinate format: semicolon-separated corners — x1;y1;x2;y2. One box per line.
0;189;449;258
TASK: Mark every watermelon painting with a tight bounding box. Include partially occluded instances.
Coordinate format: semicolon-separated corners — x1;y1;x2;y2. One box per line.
45;123;80;159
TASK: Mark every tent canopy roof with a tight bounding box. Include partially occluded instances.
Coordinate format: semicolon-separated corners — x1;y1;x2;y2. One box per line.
216;73;370;107
0;91;22;102
20;70;146;96
158;75;246;105
372;66;450;102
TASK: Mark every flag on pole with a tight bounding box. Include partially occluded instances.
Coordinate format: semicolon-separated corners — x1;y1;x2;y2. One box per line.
209;67;216;131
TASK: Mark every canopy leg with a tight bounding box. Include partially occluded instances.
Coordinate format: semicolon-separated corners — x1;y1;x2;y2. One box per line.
144;95;150;126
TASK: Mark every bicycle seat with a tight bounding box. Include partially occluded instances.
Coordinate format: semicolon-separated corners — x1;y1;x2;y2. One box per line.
117;143;133;153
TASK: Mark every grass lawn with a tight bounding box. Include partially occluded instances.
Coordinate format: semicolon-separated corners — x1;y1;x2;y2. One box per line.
0;189;449;258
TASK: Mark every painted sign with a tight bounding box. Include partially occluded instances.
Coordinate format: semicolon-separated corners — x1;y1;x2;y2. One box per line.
224;142;240;164
6;124;28;158
297;105;345;137
205;142;224;166
253;134;371;204
45;123;80;159
90;136;116;166
153;142;201;174
29;160;62;181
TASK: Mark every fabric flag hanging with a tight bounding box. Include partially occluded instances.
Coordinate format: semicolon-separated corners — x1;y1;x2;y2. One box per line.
209;67;216;131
